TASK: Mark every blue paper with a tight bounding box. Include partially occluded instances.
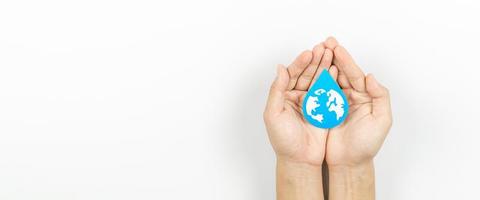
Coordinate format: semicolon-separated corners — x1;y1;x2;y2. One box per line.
302;69;349;128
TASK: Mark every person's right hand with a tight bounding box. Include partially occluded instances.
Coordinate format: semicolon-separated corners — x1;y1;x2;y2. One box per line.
263;42;336;166
263;43;337;200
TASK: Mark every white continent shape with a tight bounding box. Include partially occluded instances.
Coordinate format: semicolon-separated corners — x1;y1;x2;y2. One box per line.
305;89;345;123
306;96;323;123
326;90;345;120
305;89;325;123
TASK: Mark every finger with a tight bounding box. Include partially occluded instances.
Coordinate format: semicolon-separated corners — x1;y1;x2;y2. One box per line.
337;71;352;89
324;36;339;50
309;49;333;90
326;38;350;89
285;90;306;107
265;65;290;116
295;44;325;91
287;50;313;90
328;65;338;82
333;46;366;92
366;74;392;120
318;49;333;71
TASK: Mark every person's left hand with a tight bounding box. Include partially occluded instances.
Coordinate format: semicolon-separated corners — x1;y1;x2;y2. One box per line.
320;38;393;168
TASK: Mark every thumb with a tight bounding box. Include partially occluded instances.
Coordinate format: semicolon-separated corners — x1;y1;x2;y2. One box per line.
366;74;392;121
264;65;290;117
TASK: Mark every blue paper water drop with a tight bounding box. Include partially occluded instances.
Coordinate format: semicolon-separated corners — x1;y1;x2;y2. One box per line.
302;69;349;128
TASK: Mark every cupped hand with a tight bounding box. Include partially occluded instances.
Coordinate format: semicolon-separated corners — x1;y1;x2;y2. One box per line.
263;42;338;166
322;37;393;167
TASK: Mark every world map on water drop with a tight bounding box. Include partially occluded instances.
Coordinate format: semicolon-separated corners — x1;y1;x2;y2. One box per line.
305;89;345;124
302;69;349;128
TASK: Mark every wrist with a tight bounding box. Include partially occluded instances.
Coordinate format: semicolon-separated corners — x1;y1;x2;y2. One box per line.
328;160;374;172
327;160;375;200
276;157;323;180
276;157;324;200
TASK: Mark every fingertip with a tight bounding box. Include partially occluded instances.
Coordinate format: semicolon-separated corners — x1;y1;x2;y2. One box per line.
324;48;333;56
313;42;325;49
318;49;333;70
321;49;333;66
329;64;338;71
312;44;325;62
326;36;336;41
300;50;313;62
325;36;339;49
313;44;325;54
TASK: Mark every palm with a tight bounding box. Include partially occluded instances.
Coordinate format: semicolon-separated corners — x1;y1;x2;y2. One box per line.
267;90;327;166
326;89;385;165
321;40;392;166
264;44;334;166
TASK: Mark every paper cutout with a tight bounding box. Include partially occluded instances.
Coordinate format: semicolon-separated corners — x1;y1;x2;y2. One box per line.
302;69;349;128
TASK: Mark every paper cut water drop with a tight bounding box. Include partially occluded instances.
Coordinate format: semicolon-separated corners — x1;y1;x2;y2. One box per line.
302;69;349;129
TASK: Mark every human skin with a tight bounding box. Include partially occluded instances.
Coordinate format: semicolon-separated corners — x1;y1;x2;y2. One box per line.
264;37;392;200
322;37;392;200
263;42;337;200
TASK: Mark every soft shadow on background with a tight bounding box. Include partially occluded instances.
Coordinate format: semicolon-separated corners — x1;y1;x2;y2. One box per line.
225;65;276;199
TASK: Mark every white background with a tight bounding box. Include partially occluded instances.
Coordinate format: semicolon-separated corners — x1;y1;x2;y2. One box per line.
0;0;479;199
